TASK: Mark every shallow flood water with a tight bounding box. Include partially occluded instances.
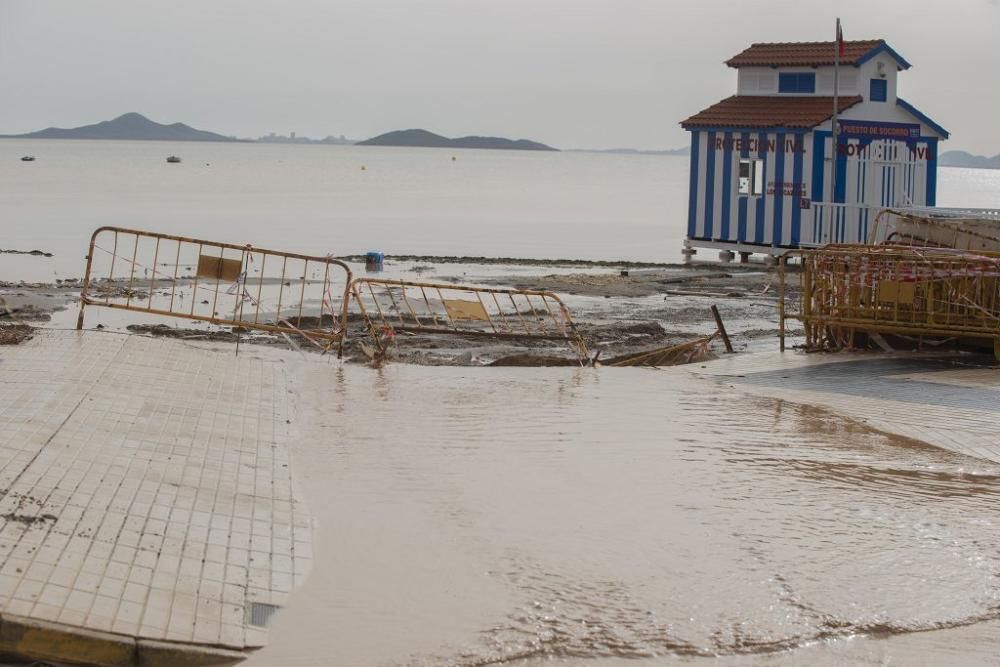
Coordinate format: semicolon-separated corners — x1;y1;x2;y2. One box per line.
248;363;1000;666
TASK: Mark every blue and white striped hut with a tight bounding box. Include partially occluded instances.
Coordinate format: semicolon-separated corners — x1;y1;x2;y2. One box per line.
681;39;949;261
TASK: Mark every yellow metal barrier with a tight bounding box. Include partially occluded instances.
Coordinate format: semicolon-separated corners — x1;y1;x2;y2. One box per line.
779;245;1000;358
349;278;591;364
77;226;353;354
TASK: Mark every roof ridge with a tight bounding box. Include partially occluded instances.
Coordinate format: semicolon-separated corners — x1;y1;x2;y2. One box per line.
746;39;883;47
725;39;908;70
727;94;864;98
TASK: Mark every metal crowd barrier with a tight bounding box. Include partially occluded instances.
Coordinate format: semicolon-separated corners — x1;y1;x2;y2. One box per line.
77;226;353;355
349;278;591;364
779;244;1000;359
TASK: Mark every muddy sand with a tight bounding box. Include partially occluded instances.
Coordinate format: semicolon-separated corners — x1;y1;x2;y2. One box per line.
480;263;789;298
1;259;800;365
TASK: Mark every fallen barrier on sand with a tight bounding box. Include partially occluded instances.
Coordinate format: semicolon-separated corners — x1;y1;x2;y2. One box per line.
350;278;591;364
73;227;736;368
77;226;354;355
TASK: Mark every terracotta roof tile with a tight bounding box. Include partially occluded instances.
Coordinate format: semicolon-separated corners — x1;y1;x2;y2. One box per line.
726;40;885;68
681;95;863;130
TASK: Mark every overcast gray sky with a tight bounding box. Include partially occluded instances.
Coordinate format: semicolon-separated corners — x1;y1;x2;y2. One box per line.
1;0;998;153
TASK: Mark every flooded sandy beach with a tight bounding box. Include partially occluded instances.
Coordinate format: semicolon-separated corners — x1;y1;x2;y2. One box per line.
3;141;1000;665
244;361;1000;666
8;4;1000;664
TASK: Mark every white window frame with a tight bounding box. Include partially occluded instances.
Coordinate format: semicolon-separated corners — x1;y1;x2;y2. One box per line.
738;158;764;196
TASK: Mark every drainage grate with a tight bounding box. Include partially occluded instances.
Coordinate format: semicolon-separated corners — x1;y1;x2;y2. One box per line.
246;602;282;627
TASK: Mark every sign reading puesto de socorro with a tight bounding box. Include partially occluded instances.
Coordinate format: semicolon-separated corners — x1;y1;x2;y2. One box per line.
838;120;921;140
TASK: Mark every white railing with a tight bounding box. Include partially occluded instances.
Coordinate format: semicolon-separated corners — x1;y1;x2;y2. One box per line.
800;202;877;247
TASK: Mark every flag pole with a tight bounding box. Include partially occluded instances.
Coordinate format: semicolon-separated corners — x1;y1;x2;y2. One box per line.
830;17;841;205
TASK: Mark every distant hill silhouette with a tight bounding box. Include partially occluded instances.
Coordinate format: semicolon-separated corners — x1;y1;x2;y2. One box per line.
358;129;556;151
940;150;1000;170
2;112;235;142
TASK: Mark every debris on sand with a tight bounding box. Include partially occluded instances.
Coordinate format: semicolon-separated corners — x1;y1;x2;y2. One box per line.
0;324;34;345
0;248;53;257
335;253;683;269
126;323;245;342
602;334;718;367
9;248;774;365
485;266;787;299
0;512;57;525
490;331;720;368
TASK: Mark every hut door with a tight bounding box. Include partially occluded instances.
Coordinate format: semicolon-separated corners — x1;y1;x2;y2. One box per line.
859;140;926;208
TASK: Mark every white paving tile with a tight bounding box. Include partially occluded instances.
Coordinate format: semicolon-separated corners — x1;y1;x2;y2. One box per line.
0;330;311;651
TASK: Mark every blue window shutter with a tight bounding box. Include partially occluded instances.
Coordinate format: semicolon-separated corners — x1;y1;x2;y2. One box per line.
779;72;816;94
870;79;887;102
798;73;815;93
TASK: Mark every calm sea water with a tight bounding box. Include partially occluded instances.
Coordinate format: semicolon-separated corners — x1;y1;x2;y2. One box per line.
4;138;997;283
0;139;686;282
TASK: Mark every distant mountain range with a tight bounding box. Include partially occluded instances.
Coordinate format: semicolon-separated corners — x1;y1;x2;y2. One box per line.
357;129;556;151
2;117;559;151
939;150;1000;170
1;112;236;142
7;114;991;166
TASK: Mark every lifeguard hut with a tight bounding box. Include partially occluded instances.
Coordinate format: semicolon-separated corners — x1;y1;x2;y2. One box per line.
681;39;949;261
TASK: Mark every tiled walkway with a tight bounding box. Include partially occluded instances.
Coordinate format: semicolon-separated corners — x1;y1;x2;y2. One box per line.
694;351;1000;463
0;330;310;664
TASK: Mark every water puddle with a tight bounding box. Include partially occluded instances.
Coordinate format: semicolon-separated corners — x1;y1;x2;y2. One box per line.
244;363;1000;665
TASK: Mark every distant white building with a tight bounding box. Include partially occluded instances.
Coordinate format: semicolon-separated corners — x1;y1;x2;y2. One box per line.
681;39;949;260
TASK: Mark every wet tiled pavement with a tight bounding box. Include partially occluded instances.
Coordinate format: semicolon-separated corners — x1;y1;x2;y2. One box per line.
694;352;1000;463
0;330;310;664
